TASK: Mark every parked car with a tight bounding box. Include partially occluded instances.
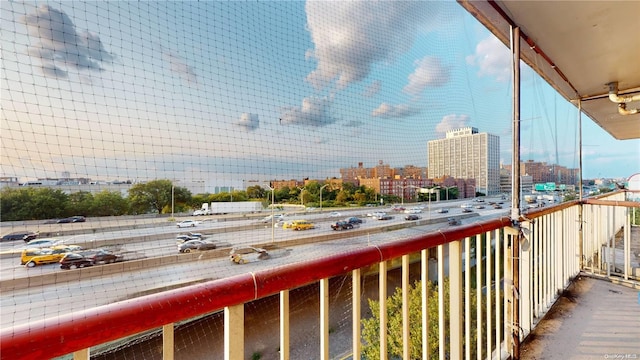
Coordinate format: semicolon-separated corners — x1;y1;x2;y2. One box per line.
345;217;363;225
21;245;82;267
229;246;270;264
331;221;354;230
2;231;38;242
405;214;421;221
436;208;449;213
447;217;461;226
176;220;199;228
178;240;217;253
282;220;315;231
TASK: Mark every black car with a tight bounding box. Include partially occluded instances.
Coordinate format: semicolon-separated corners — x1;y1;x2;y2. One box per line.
447;217;461;226
405;214;420;221
331;221;354;230
60;253;93;269
58;216;86;223
1;231;38;242
345;217;363;225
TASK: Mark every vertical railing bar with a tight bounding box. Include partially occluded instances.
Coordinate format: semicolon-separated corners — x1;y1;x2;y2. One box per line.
624;208;631;280
449;240;462;360
352;269;361;360
280;290;290;360
504;229;511;356
162;323;174;360
402;254;410;360
422;249;430;360
533;217;539;319
73;348;90;360
224;304;244;360
485;232;492;360
320;278;329;360
495;229;502;356
380;261;388;360
438;244;446;360
475;234;483;360
464;237;471;360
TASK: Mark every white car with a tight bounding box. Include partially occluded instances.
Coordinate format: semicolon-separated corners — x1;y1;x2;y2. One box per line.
24;238;60;248
404;208;422;214
329;212;342;217
176;220;199;228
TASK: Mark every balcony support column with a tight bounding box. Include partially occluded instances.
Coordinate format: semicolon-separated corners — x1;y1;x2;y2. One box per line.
449;241;462;359
225;304;244;360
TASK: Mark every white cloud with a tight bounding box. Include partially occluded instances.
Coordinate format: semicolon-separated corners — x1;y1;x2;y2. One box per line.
371;103;421;119
22;5;114;78
279;96;336;127
236;113;259;131
466;35;510;82
363;80;382;98
304;1;434;90
403;56;450;94
435;114;470;134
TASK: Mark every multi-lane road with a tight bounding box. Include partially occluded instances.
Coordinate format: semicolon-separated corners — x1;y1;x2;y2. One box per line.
0;198;509;329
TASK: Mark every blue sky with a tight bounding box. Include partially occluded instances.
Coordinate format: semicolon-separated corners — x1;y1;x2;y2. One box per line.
1;1;637;190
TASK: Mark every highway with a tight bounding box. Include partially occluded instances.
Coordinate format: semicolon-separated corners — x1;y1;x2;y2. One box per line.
0;198;509;330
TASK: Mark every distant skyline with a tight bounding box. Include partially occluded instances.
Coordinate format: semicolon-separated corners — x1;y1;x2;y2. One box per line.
1;1;638;188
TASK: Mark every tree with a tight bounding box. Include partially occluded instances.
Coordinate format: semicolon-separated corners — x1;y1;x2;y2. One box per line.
92;190;129;216
67;191;94;216
128;180;190;214
362;278;480;360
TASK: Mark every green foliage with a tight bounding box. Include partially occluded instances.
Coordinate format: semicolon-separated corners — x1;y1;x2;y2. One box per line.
362;278;480;360
91;191;128;216
0;187;69;220
128;180;191;214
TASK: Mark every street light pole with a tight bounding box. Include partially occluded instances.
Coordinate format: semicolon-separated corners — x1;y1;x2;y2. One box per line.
264;183;275;244
297;186;306;207
320;184;329;212
171;183;175;219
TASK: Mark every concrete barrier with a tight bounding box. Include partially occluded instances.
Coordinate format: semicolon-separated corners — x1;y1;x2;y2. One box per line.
1;214;478;292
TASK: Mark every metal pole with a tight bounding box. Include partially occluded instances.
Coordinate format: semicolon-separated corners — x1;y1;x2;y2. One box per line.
510;25;521;359
578;100;584;269
171;184;175;218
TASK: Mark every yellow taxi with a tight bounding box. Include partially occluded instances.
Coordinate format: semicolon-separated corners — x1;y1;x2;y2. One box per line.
282;219;315;231
21;245;82;267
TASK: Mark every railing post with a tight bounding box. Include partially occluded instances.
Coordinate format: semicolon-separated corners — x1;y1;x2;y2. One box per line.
280;290;290;360
352;269;362;360
402;255;410;360
379;261;388;360
73;348;89;360
320;278;330;360
421;249;430;360
449;240;462;359
438;245;446;360
225;304;244;360
163;323;174;360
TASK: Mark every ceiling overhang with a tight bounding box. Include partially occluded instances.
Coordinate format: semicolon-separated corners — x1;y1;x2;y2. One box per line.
458;0;640;140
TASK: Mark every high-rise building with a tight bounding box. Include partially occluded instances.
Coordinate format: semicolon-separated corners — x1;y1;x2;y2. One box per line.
427;127;500;195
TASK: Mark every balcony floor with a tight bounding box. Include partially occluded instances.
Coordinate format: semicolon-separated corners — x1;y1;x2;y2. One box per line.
520;275;640;360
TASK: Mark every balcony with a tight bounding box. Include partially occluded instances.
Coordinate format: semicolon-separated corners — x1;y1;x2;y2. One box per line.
1;192;638;359
1;0;639;358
